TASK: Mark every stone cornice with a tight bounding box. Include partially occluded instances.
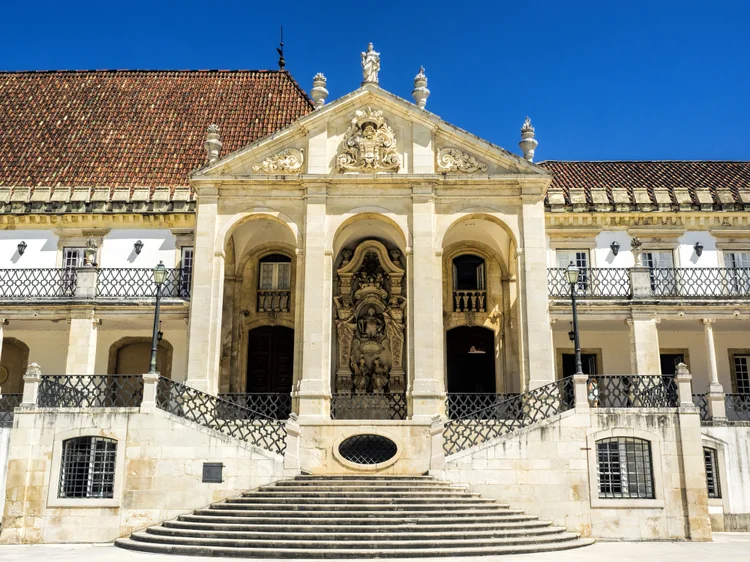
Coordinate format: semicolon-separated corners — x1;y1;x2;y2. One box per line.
545;212;750;232
0;213;195;229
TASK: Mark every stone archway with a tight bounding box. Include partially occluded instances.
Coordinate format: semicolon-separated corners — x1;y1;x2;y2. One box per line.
107;337;173;378
0;338;29;394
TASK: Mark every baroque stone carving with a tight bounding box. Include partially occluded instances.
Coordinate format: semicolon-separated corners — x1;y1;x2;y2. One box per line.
337;108;401;173
436;148;488;174
252;148;304;174
333;240;406;395
361;42;380;84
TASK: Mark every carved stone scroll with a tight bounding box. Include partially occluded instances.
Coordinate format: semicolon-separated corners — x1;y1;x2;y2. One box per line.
252;148;304;174
436;147;488;174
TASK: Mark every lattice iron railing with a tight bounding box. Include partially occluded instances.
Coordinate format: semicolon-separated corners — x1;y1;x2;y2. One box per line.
547;268;631;298
587;375;678;408
330;393;407;420
218;393;292;420
97;268;191;298
443;378;574;455
651;268;750;298
693;393;709;421
725;394;750;421
0;393;23;426
445;393;521;419
257;290;291;313
156;378;286;455
452;290;487;312
0;268;77;299
38;375;144;408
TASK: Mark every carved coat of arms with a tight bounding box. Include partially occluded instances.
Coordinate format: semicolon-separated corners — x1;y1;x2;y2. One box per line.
337;108;401;173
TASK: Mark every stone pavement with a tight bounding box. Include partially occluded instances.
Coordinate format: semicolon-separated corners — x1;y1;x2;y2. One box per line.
0;534;749;561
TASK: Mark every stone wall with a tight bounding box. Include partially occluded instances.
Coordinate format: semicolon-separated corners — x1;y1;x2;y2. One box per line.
435;408;711;541
0;407;286;544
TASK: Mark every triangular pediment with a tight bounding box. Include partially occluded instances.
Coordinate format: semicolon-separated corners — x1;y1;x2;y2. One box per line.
192;83;548;179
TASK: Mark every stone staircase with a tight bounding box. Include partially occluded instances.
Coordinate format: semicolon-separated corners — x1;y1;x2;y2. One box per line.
115;475;593;558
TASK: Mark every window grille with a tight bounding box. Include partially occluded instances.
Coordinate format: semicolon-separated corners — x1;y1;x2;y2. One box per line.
733;355;750;394
703;447;721;499
59;437;117;499
596;437;654;499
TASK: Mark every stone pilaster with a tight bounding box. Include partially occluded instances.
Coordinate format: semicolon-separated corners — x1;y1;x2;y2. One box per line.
702;318;726;419
629;267;653;299
626;314;661;375
409;186;445;420
519;201;555;389
65;310;98;375
676;405;713;540
295;186;331;419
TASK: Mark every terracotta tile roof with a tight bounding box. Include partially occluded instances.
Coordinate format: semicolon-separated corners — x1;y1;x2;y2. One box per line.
0;70;313;189
538;160;750;208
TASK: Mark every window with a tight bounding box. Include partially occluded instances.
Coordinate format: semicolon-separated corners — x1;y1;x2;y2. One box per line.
643;250;676;295
725;251;750;269
724;251;750;296
63;247;85;268
258;254;291;291
596;437;654;499
731;354;750;394
556;250;589;292
59;437;117;499
452;255;485;291
179;246;194;297
704;447;721;499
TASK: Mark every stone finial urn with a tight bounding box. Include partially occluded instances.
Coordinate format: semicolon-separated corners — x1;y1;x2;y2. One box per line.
519;117;538;162
412;66;430;109
311;73;328;109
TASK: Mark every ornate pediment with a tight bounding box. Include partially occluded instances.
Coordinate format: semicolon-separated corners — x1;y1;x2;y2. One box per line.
436;147;488;174
336;108;401;173
251;148;304;174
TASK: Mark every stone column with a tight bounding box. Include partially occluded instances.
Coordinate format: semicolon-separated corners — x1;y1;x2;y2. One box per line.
702;318;726;419
295;185;332;419
629;267;653;299
65;310;98;375
409;186;445;420
518;201;555;389
626;314;661;375
186;187;224;394
74;266;98;299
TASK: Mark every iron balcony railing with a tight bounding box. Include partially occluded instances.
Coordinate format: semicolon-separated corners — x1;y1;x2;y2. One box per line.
38;375;144;408
725;393;750;421
218;393;292;420
445;393;520;419
547;268;632;298
0;267;191;300
330;393;407;421
0;393;23;427
587;375;678;408
692;393;709;421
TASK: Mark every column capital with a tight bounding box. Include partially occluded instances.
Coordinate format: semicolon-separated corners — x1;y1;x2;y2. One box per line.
701;318;716;326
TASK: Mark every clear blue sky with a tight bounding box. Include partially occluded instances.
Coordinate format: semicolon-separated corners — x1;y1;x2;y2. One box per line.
3;0;748;161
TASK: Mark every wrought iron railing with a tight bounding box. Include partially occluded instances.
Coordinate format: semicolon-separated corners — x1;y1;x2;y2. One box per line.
586;375;678;408
218;393;292;420
445;393;520;419
257;290;290;312
97;268;191;298
0;393;23;427
452;290;487;312
725;394;750;421
330;393;407;420
156;377;286;454
693;393;709;421
651;268;750;298
443;378;574;455
547;268;631;298
37;375;144;408
0;268;77;299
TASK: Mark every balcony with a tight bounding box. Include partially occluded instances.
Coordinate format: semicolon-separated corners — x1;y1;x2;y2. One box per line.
257;290;290;313
453;290;487;312
0;267;191;302
548;267;750;300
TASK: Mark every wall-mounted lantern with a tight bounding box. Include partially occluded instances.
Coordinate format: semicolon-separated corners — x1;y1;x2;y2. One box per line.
694;242;704;257
610;241;620;256
17;241;27;256
134;240;144;255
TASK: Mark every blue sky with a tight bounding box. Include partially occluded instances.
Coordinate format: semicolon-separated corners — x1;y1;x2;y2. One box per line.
3;0;748;161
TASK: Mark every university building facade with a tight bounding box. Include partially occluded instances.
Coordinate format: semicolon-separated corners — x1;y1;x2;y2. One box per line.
0;51;747;553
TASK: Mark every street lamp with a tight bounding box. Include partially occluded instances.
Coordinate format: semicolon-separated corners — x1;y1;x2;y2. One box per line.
149;261;167;374
565;262;584;376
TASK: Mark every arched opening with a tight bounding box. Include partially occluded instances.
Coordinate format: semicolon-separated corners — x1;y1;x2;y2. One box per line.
452;254;486;312
246;326;294;394
108;337;173;378
446;327;496;393
0;338;29;394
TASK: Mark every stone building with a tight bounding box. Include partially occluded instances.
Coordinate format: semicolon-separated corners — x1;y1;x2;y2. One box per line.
0;48;747;554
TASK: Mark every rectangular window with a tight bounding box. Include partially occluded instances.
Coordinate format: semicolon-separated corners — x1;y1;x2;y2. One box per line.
704;447;721;499
724;252;750;296
259;262;291;290
643;250;676;295
596;437;654;499
725;251;750;268
63;247;85;268
556;250;589;270
179;247;194;297
59;437;117;499
733;355;750;394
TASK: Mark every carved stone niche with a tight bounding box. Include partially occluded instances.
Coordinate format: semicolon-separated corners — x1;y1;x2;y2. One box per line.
333;240;406;396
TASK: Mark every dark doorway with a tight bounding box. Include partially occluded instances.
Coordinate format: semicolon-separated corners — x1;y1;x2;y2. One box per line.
561;353;598;378
446;327;496;393
660;353;685;376
246;326;294;393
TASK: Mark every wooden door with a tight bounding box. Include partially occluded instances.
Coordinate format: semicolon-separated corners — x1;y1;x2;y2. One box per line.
246;326;294;393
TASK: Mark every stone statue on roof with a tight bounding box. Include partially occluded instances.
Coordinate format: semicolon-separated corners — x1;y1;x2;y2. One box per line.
361;43;380;84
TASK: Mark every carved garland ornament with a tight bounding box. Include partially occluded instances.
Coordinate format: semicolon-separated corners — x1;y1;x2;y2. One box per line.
436;147;488;174
252;148;304;174
337;108;401;173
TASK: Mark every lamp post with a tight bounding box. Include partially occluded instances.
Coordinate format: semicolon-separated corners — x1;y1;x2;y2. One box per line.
565;262;583;376
149;261;167;374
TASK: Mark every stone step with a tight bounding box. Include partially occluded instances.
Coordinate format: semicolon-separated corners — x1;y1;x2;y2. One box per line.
264;484;466;492
147;525;567;541
199;506;524;516
178;513;541;525
163;519;554;533
251;489;479;498
126;530;584;549
293;475;436;480
224;496;500;505
115;537;596;558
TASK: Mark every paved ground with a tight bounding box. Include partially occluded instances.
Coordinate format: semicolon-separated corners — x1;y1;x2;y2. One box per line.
0;534;749;562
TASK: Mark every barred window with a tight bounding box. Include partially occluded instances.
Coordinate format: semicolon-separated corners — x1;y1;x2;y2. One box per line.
704;447;721;499
596;437;654;499
59;437;117;499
